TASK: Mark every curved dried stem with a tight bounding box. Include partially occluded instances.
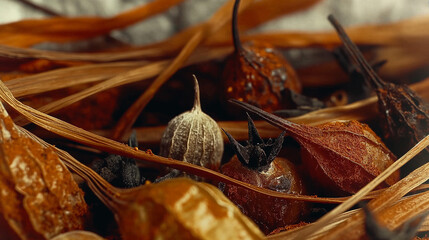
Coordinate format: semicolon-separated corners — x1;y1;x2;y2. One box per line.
0;79;371;204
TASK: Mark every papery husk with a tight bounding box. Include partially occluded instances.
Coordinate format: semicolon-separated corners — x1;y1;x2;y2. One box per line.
0;100;87;239
50;231;105;240
115;178;265;240
268;135;429;239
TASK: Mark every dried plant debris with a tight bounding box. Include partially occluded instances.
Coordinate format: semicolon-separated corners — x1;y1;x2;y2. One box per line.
230;99;399;195
223;0;301;112
328;15;429;158
363;204;429;240
50;231;106;240
91;130;144;188
0;101;87;239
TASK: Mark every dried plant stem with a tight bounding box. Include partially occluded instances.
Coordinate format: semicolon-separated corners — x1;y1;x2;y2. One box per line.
6;61;147;98
12;47;232;126
290;135;429;239
13;60;170;126
0;80;360;204
110;30;205;140
110;0;252;140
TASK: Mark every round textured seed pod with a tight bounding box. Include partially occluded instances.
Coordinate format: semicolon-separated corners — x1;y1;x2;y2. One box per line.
160;76;224;171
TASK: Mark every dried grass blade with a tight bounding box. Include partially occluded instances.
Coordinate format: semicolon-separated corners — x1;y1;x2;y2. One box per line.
0;43;173;62
0;0;184;47
11;47;232;126
205;15;429;49
289;135;429;239
89;76;429;145
12;60;170;126
208;0;322;45
110;0;253;140
6;61;146;98
0;80;354;204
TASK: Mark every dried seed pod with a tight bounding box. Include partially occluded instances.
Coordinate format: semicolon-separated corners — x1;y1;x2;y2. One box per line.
116;178;264;240
221;115;307;234
0;101;88;239
160;75;224;171
50;231;105;240
230;99;399;196
223;0;301;112
328;15;429;157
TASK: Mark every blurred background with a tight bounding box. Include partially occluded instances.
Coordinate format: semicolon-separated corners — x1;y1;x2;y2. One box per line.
2;0;429;45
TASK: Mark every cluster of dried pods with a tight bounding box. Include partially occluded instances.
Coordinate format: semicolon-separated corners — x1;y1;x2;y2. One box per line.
0;1;428;240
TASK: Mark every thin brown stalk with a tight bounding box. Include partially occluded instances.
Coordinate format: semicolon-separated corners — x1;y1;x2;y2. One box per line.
6;61;146;98
110;0;253;140
0;79;363;204
11;47;232;126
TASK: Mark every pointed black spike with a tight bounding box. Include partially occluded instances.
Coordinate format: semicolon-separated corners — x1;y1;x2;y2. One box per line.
266;132;285;165
222;128;250;165
246;112;263;145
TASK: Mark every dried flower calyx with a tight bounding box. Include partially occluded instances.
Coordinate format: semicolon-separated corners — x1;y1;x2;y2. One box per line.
223;113;285;170
159;75;224;171
92;130;144;188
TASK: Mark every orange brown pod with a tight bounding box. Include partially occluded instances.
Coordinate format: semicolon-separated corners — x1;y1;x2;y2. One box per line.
223;0;301;113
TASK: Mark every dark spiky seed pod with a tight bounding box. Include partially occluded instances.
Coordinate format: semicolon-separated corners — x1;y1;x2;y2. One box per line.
221;114;307;234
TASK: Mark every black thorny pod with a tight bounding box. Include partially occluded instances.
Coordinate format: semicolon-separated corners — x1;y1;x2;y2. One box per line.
328;15;429;161
223;113;286;170
220;113;307;234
